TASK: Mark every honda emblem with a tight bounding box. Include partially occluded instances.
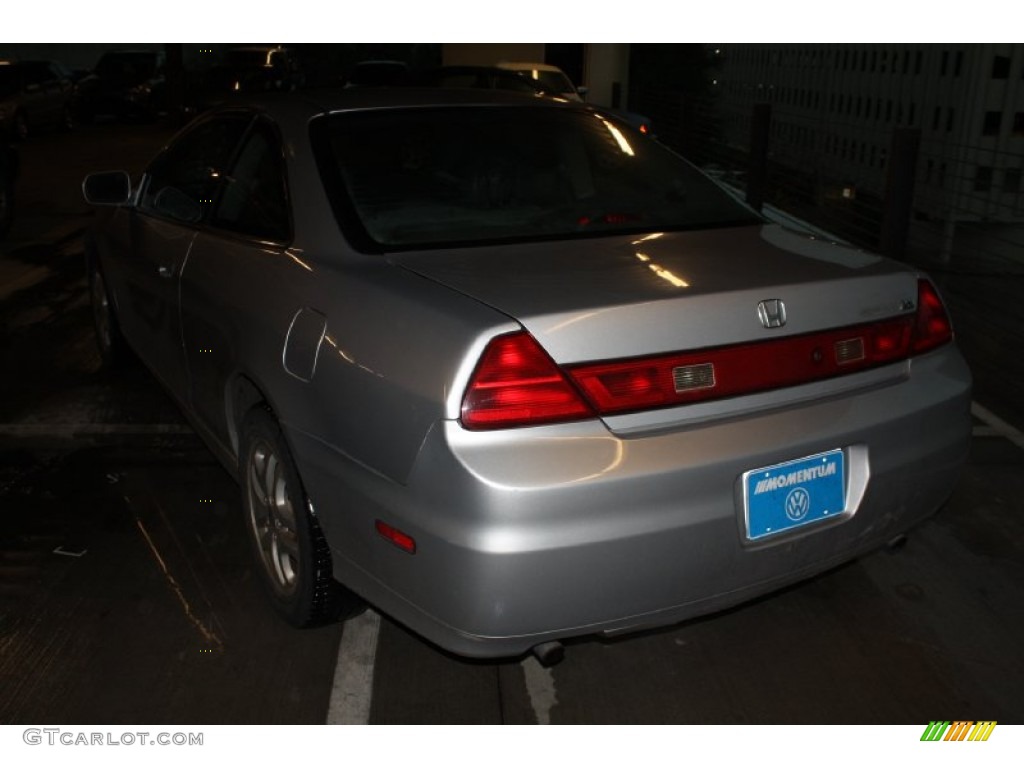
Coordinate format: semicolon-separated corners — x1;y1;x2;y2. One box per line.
757;299;787;329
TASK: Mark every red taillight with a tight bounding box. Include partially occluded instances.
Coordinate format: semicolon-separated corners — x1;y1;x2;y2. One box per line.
462;285;954;429
912;279;953;354
461;332;594;430
569;318;916;415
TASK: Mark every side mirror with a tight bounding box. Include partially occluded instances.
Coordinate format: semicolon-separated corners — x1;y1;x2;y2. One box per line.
576;85;589;101
82;171;132;206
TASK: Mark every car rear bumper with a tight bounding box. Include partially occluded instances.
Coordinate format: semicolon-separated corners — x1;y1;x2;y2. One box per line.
292;346;971;658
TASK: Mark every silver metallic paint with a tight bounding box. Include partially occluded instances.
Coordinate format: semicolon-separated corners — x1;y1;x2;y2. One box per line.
85;91;973;658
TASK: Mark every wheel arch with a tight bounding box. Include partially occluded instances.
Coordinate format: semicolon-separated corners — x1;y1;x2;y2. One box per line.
237;402;363;626
227;373;271;461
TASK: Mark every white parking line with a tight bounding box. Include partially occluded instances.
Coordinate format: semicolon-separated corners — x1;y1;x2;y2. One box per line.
521;655;559;725
326;609;381;725
132;505;223;651
971;402;1024;450
6;400;1017;728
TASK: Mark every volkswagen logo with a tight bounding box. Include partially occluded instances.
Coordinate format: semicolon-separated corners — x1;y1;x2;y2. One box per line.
758;299;787;329
785;487;810;521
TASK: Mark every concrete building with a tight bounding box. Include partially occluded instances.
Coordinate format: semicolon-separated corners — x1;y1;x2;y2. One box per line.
712;44;1024;240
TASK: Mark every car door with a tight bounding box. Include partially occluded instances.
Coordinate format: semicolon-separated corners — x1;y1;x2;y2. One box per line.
178;118;292;449
117;113;252;402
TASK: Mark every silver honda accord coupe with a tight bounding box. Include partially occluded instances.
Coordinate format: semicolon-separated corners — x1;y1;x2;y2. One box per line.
83;89;972;659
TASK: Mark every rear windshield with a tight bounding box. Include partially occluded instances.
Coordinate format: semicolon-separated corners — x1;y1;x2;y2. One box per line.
315;105;759;250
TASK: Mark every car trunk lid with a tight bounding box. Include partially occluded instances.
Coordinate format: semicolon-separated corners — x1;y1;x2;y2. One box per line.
393;224;918;363
393;224;927;432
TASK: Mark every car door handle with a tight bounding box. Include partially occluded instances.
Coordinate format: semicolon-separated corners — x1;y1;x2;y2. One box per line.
158;265;175;279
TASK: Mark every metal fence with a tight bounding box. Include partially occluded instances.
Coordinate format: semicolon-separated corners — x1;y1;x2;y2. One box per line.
630;86;1024;275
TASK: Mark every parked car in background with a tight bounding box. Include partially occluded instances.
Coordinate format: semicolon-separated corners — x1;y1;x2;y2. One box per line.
495;61;588;101
0;59;76;139
415;65;544;95
81;89;971;661
495;60;653;134
344;60;411;87
413;65;649;140
193;46;304;113
75;49;166;122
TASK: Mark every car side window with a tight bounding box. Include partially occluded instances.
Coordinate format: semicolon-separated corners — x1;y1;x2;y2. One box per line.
139;116;251;224
210;121;291;242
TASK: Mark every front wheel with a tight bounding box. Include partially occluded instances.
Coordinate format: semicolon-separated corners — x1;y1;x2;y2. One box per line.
240;407;363;627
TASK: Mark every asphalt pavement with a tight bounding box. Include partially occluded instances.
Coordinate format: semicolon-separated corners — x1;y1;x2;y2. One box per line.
1;122;1022;725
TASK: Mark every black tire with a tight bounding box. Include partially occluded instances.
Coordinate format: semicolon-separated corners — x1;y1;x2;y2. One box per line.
240;407;363;627
88;256;131;368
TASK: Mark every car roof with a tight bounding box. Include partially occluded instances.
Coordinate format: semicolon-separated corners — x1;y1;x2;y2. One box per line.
229;45;288;52
221;86;579;122
351;60;409;68
426;64;537;77
496;61;564;73
99;49;160;56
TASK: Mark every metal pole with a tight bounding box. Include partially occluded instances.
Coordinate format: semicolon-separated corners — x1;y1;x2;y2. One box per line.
940;214;956;263
880;127;921;259
747;103;771;212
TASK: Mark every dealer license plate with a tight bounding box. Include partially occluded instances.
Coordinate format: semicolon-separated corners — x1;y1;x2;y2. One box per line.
744;449;845;540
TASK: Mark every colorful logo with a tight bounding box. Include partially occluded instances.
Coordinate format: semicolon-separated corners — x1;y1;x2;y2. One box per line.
920;721;997;741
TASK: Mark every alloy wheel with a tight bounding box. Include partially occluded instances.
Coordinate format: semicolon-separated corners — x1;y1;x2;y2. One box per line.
247;437;301;596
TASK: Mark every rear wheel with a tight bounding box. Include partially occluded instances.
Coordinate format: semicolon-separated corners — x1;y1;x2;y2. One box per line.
240;407;363;627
